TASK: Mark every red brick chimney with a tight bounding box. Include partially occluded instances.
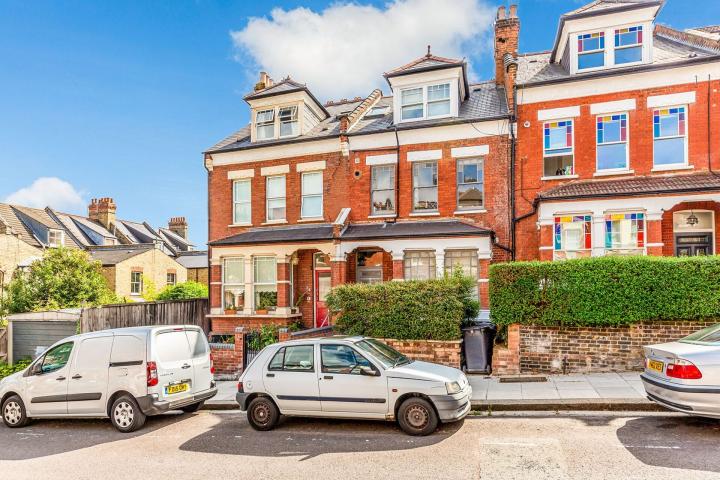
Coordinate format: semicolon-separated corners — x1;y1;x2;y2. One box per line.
168;216;189;240
494;4;520;112
88;197;116;231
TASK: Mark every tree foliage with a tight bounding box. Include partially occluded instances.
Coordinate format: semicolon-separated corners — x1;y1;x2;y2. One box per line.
155;281;209;301
4;248;117;313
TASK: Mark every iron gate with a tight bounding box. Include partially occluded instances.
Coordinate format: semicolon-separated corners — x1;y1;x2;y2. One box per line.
243;330;261;369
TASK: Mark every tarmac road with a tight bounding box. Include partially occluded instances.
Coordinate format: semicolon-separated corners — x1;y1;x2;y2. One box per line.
1;410;720;480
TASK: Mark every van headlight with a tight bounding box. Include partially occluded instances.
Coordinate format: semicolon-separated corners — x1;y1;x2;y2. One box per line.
445;381;462;395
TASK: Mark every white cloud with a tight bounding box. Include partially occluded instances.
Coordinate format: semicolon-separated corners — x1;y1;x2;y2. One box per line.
4;177;86;213
232;0;495;100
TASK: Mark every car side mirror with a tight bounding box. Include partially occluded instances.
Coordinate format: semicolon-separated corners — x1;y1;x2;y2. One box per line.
360;366;379;377
31;362;42;376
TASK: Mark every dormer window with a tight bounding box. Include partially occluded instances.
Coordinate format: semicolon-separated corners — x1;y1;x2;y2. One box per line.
366;105;389;117
577;32;605;70
614;26;643;65
48;229;64;247
278;106;299;137
256;109;275;140
400;82;452;121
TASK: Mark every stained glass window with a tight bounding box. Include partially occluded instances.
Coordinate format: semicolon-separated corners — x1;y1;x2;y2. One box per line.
605;213;645;250
597;114;628;171
544;121;573;154
615;26;643;64
578;32;605;70
554;216;592;251
653;107;687;167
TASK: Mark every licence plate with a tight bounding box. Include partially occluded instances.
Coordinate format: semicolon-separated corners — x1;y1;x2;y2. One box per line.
648;360;664;373
165;383;189;395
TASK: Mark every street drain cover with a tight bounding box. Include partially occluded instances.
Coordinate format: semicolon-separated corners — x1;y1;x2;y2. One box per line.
498;376;548;383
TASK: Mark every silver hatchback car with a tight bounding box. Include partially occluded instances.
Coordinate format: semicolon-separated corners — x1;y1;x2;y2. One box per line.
642;324;720;418
236;336;472;436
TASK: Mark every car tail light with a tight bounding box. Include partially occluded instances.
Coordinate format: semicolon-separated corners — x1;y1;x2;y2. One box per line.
147;361;159;386
238;381;244;393
666;359;702;379
210;352;216;375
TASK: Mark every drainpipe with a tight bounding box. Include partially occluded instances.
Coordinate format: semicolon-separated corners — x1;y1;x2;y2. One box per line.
708;75;715;176
394;126;401;219
509;85;518;260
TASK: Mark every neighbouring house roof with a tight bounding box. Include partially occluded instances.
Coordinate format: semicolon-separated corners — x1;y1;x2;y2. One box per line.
243;77;330;118
87;245;156;266
340;220;491;240
176;251;208;269
209;224;335;246
158;228;194;252
538;173;720;200
0;203;79;249
565;0;661;17
517;27;720;86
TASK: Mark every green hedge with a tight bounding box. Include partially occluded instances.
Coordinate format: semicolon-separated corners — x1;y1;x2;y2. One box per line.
325;274;478;341
490;256;720;327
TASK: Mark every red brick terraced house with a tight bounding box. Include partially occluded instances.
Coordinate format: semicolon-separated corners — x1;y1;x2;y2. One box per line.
511;0;720;261
205;53;513;339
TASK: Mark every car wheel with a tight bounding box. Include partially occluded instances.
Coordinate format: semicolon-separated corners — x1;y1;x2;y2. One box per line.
2;395;29;428
110;396;146;433
397;397;438;436
180;402;204;413
246;397;279;431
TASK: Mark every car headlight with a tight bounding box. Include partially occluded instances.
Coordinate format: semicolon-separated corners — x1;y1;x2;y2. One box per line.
445;381;462;395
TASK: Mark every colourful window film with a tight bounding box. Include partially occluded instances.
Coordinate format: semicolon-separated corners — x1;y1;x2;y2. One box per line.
578;32;605;52
554;216;592;251
605;213;645;249
615;26;643;47
653;107;687;167
597;114;627;143
544;121;573;155
654;107;686;138
597;114;628;170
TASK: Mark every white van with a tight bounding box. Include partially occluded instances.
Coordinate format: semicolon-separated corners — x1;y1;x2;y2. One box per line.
0;325;217;432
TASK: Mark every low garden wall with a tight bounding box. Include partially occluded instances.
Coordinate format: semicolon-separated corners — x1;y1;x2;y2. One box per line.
382;338;462;368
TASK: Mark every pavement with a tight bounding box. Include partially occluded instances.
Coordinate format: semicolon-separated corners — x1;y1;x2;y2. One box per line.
208;372;660;411
2;410;720;479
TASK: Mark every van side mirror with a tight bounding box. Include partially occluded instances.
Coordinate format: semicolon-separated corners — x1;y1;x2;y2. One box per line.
31;362;43;376
360;366;379;377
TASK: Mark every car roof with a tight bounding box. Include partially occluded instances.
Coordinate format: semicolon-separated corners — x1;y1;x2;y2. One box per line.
273;335;367;347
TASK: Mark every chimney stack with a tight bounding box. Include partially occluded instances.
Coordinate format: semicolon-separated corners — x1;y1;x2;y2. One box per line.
168;216;189;240
88;197;117;231
494;4;520;112
254;71;274;92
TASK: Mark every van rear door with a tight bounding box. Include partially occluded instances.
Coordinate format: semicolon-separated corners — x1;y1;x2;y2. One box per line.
185;328;212;393
153;329;194;402
67;335;113;415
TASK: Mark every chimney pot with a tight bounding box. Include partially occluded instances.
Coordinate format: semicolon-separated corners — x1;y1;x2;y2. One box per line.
497;5;506;20
168;216;189;240
509;4;517;18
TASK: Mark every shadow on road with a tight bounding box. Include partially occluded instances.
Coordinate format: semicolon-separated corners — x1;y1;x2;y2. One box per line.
0;412;188;460
180;413;463;461
617;415;720;473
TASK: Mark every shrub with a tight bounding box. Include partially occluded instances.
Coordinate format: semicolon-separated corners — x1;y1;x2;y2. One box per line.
490;255;720;327
0;359;30;380
155;281;209;301
248;324;279;351
325;273;477;341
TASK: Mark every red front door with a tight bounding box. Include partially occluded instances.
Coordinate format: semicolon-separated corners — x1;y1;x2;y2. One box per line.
314;270;331;328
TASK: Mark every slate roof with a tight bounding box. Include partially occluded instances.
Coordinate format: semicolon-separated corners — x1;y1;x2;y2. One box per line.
158;227;194;252
0;203;79;249
243;78;307;100
517;29;720;86
538;173;720;200
210;224;335;246
384;53;465;77
87;245;155;266
565;0;661;17
176;251;209;269
341;220;491;240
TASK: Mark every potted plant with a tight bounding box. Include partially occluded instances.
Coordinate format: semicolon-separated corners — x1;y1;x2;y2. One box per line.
224;298;235;315
255;291;277;315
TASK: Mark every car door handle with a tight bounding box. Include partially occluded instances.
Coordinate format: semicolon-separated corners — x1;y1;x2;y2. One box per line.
56;376;66;381
72;375;82;380
324;376;333;380
181;364;191;369
266;373;275;378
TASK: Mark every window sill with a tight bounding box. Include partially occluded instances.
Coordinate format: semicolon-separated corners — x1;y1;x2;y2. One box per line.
262;219;288;225
593;169;634;177
409;212;440;217
651;165;693;172
541;175;579;181
454;209;487;214
298;217;325;223
207;312;303;319
229;223;252;228
368;214;397;219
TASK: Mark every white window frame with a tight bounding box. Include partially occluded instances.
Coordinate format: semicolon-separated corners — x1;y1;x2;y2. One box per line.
456;157;484;211
570;23;651;75
130;271;143;295
370;165;396;216
266;175;286;222
166;272;177;286
412;161;439;213
613;25;644;66
233;179;252;225
653;104;689;170
47;229;64;247
300;171;323;219
399;82;452;122
403;251;436;280
576;30;606;73
222;257;245;311
278;105;299;138
595;112;630;174
255;109;275;141
542;119;575;179
253;256;277;312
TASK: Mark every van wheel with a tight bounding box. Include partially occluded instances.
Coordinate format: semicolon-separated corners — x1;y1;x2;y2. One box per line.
180;402;204;413
397;397;438;436
246;397;279;431
110;396;146;433
2;395;29;428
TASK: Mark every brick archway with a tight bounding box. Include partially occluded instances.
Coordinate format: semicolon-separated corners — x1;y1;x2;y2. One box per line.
661;201;720;256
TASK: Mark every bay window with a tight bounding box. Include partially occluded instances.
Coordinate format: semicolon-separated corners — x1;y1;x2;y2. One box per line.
301;171;323;218
256;109;275;140
596;114;628;171
356;250;384;283
554;216;592;259
605;213;645;253
404;251;436;280
233;179;251;224
653;106;687;168
444;250;479;297
371;165;395;215
456;158;484;210
253;256;277;312
266;175;286;221
412;161;438;212
543;120;574;177
223;258;244;311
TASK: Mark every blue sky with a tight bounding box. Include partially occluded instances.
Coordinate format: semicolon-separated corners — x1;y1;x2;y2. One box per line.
1;0;717;248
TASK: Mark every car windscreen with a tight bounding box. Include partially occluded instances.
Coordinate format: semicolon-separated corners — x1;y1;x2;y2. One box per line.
354;338;410;368
679;324;720;345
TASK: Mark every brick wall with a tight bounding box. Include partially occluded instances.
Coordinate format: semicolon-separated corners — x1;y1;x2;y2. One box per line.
661;200;720;256
108;248;187;300
211;344;243;376
381;338;462;369
493;321;716;375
